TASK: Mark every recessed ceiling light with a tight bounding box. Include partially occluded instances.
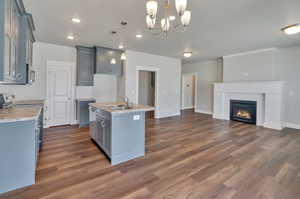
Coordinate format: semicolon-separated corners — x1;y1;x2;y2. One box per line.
119;44;124;49
71;18;81;23
169;16;176;21
67;35;75;40
282;24;300;35
183;52;192;58
136;34;143;38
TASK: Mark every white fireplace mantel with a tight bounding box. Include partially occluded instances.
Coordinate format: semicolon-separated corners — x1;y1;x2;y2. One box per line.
213;81;285;130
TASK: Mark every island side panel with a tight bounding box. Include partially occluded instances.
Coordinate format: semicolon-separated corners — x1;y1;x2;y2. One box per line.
111;112;145;165
0;120;36;194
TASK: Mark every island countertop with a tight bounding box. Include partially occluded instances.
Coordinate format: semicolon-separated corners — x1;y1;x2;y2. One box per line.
89;102;154;114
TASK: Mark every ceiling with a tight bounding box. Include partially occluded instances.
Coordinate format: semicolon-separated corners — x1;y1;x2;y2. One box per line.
23;0;300;63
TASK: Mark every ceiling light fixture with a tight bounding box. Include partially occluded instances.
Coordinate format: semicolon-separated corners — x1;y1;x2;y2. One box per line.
121;21;128;26
146;0;191;39
71;18;81;23
183;52;192;58
67;35;75;40
282;24;300;35
136;34;143;38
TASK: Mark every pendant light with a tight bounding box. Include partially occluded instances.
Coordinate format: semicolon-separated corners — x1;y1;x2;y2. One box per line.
181;10;191;27
146;15;156;29
121;53;126;60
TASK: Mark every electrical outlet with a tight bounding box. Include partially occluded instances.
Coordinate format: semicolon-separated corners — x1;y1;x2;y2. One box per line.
133;115;140;120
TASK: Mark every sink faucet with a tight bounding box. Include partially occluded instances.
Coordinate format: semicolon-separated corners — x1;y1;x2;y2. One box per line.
124;96;130;107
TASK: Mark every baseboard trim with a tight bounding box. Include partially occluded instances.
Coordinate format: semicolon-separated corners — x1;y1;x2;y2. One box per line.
263;122;283;130
213;113;225;119
195;109;213;115
155;112;181;119
284;122;300;130
181;106;194;110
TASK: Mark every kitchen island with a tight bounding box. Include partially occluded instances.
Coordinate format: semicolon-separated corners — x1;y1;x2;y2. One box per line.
89;102;154;165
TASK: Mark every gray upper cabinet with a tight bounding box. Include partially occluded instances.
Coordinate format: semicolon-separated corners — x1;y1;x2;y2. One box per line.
25;14;35;68
76;46;95;86
18;13;35;84
0;0;35;85
95;47;123;76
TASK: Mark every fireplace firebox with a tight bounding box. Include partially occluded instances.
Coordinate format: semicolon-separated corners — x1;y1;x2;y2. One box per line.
230;100;257;124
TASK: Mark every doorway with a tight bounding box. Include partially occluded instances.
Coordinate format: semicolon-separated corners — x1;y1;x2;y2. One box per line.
181;74;197;111
136;67;159;119
46;61;75;127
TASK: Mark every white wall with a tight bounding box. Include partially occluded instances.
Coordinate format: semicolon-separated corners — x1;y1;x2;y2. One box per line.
182;60;221;114
125;50;181;118
0;42;76;100
223;46;300;127
274;46;300;127
223;49;275;82
93;74;118;102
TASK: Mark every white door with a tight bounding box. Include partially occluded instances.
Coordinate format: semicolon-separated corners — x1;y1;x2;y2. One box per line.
182;75;195;109
47;64;73;127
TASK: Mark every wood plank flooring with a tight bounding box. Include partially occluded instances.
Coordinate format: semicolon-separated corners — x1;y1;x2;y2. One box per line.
1;110;300;199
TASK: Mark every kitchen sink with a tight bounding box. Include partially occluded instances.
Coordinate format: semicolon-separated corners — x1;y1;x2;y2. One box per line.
111;104;133;110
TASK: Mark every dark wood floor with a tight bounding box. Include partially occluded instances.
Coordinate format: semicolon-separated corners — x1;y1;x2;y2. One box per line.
1;110;300;199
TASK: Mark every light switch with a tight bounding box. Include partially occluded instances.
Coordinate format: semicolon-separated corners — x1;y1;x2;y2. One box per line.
133;115;140;120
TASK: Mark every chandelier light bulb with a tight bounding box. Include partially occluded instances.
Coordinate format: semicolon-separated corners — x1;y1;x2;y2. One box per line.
181;10;191;27
161;18;170;32
146;15;156;29
175;0;187;16
146;0;158;19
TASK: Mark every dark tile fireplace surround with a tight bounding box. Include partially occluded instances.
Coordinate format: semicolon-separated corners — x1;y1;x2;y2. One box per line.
230;100;257;124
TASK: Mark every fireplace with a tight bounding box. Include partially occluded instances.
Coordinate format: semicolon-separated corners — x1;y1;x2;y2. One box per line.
230;100;257;124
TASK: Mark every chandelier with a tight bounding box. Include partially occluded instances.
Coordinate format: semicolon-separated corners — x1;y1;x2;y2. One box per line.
146;0;191;38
